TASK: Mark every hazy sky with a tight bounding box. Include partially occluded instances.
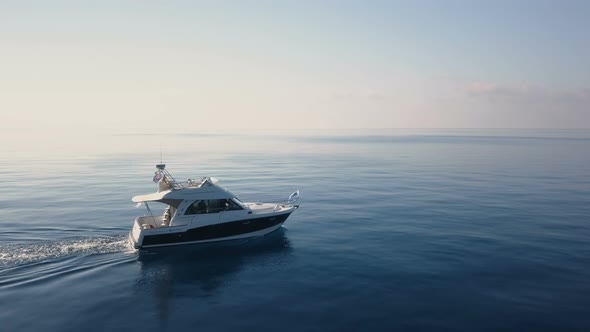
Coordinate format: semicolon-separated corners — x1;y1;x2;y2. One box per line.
1;0;589;130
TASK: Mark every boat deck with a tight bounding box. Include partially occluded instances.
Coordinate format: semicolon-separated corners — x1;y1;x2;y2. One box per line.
136;215;169;229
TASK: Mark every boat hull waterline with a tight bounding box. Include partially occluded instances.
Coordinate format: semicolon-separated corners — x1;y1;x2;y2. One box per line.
129;210;294;249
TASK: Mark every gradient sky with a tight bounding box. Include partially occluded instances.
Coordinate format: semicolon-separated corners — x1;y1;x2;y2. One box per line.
1;0;589;130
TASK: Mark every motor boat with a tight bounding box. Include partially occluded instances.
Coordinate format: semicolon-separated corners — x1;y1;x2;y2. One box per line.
128;164;300;249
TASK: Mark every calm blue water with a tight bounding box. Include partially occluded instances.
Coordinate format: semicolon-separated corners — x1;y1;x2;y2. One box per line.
1;129;590;331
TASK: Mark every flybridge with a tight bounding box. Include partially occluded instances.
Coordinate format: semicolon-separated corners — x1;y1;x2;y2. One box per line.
153;163;217;192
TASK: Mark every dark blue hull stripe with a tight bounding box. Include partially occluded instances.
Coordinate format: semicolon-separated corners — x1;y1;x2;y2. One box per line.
141;213;292;246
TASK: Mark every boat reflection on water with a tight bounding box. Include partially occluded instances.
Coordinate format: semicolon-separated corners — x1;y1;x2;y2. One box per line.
134;228;293;322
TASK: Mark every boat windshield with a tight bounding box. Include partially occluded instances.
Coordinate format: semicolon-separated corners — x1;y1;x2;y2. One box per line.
232;197;247;209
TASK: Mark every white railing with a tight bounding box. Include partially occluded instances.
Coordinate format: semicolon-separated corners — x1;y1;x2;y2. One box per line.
162;174;208;190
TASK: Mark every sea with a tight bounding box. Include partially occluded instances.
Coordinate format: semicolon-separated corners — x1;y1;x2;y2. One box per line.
1;128;589;332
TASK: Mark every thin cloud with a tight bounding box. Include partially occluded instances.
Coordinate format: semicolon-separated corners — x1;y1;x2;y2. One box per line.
331;90;389;101
466;81;590;109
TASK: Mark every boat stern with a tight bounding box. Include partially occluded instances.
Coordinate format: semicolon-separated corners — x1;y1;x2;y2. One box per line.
128;218;144;249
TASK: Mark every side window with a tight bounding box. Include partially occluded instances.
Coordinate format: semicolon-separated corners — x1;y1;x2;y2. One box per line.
185;200;207;215
207;199;226;213
185;199;243;215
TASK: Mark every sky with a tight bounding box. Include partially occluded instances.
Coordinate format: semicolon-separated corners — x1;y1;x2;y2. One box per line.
1;0;589;130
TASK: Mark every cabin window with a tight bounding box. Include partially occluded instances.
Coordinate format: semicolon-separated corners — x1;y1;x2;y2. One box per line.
207;199;226;213
185;199;243;215
185;200;207;215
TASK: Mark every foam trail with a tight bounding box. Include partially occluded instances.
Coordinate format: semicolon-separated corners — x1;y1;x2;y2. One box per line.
0;235;134;267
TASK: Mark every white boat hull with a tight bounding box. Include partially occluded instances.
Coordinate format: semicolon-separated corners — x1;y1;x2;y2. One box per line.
129;209;295;249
